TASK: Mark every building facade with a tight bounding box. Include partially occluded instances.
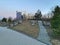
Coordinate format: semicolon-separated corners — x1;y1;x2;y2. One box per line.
16;11;23;23
16;11;23;20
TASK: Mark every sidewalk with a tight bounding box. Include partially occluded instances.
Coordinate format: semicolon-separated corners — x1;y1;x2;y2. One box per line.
0;27;46;45
37;21;52;45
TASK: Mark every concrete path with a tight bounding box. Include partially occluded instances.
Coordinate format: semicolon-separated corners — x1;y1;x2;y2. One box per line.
0;27;46;45
37;21;52;45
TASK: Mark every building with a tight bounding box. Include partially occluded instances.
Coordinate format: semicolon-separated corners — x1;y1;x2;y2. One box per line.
16;11;23;20
16;11;23;23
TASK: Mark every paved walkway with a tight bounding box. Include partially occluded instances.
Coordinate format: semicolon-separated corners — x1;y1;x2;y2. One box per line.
37;21;52;45
0;27;46;45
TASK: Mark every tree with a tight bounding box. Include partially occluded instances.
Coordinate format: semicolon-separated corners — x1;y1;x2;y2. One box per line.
51;6;60;37
34;10;42;20
51;6;60;28
2;18;7;22
8;17;12;24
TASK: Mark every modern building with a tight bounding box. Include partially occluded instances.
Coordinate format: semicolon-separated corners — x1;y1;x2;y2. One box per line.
16;11;23;23
16;11;23;20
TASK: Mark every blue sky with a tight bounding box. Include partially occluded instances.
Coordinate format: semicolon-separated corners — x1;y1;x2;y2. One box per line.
0;0;60;19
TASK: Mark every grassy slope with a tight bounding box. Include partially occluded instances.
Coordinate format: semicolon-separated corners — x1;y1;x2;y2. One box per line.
11;20;39;38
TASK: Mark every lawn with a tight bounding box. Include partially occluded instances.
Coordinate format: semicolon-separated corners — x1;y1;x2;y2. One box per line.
11;20;39;38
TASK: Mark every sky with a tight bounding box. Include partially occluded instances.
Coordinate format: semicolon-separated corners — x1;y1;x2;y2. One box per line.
0;0;60;19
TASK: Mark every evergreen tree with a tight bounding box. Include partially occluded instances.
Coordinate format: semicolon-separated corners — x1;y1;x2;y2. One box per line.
51;6;60;37
8;17;12;24
34;10;42;20
2;18;7;22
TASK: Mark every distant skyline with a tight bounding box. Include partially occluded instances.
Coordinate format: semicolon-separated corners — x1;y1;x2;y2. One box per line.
0;0;60;19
